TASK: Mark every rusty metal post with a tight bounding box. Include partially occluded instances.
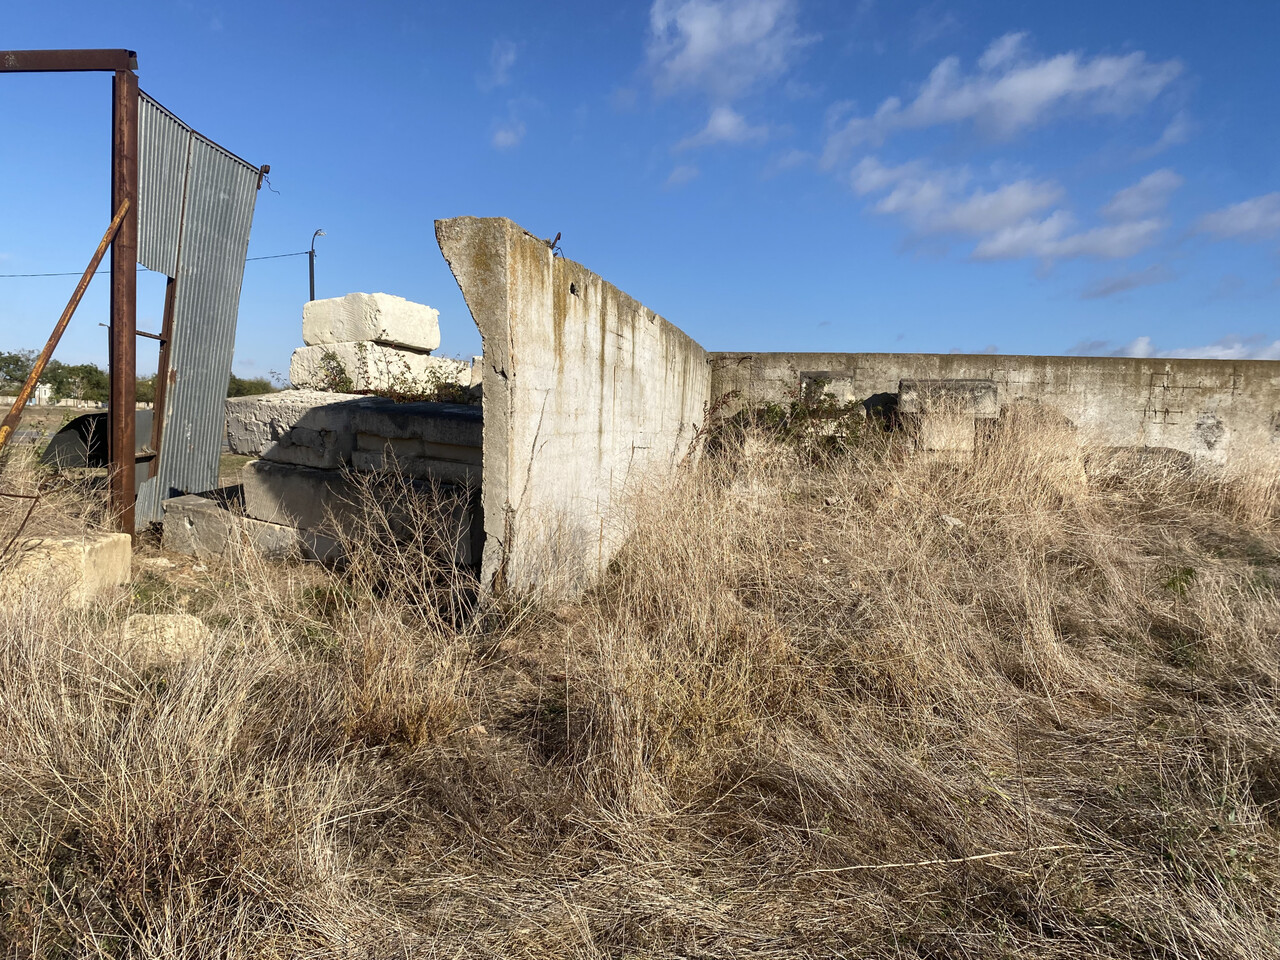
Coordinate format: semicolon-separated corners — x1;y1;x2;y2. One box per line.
0;201;130;456
109;67;139;534
147;276;177;478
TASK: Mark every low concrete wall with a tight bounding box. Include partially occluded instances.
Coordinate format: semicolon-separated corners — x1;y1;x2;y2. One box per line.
437;216;710;590
711;352;1280;464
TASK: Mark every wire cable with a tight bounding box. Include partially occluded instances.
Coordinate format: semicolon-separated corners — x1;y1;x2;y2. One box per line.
0;250;309;278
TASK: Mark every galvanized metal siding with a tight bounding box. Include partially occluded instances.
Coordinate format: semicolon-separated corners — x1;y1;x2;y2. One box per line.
136;94;191;277
134;93;261;525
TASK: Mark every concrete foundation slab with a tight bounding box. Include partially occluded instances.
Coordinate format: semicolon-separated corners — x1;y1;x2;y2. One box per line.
303;292;441;352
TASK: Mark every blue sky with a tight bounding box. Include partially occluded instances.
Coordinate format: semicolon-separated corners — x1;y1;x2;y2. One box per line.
2;0;1278;378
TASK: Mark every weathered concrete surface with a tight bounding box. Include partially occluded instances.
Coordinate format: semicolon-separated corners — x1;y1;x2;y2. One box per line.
1;532;131;607
241;459;361;532
290;342;469;393
899;379;998;453
240;460;479;566
303;292;442;352
711;352;1280;464
226;390;482;480
437;217;710;589
227;390;364;468
898;379;999;418
162;493;341;562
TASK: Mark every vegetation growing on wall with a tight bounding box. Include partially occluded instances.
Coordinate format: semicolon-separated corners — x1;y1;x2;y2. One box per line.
301;345;477;405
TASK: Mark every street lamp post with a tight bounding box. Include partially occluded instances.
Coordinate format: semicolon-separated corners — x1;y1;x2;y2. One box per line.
308;229;325;302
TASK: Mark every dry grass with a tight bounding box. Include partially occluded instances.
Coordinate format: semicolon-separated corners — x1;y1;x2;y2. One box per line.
3;408;1280;957
1;442;112;555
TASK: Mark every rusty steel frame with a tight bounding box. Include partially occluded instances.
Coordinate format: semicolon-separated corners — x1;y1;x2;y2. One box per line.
110;67;139;533
0;200;130;456
1;49;140;535
148;277;177;477
0;49;136;72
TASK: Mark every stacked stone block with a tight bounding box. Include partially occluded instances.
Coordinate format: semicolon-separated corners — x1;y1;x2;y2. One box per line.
290;292;470;393
162;290;484;568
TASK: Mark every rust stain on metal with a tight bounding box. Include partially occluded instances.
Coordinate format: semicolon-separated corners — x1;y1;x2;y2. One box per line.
109;67;140;536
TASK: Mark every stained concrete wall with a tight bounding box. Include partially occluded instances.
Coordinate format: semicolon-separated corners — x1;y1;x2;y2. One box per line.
711;352;1280;463
437;217;710;590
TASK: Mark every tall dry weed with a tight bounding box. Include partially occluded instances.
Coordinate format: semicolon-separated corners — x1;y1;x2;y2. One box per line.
2;407;1280;957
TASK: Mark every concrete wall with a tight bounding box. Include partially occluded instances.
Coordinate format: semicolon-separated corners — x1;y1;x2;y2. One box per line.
436;217;710;590
711;352;1280;464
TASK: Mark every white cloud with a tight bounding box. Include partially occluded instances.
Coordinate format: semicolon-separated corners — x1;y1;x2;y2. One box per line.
1080;263;1173;299
492;119;526;149
973;213;1164;261
823;33;1181;162
1102;168;1183;220
890;175;1059;234
978;30;1027;71
1113;334;1280;361
665;164;700;187
648;0;814;99
850;156;929;194
675;105;769;149
1197;192;1280;241
479;39;517;91
850;155;1168;263
851;156;1062;236
765;147;813;175
1140;109;1192;157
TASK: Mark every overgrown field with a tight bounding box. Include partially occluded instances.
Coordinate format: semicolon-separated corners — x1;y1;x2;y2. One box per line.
2;409;1280;958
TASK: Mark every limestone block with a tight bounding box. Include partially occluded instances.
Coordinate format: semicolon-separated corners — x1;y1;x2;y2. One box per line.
0;533;131;608
226;389;363;462
122;613;210;666
226;390;483;474
350;449;480;484
162;494;341;562
303;292;441;352
918;417;977;454
241;459;360;532
240;460;479;566
290;343;469;394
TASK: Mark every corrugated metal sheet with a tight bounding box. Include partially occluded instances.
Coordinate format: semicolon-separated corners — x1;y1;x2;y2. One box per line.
134;91;261;525
136;95;191;276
